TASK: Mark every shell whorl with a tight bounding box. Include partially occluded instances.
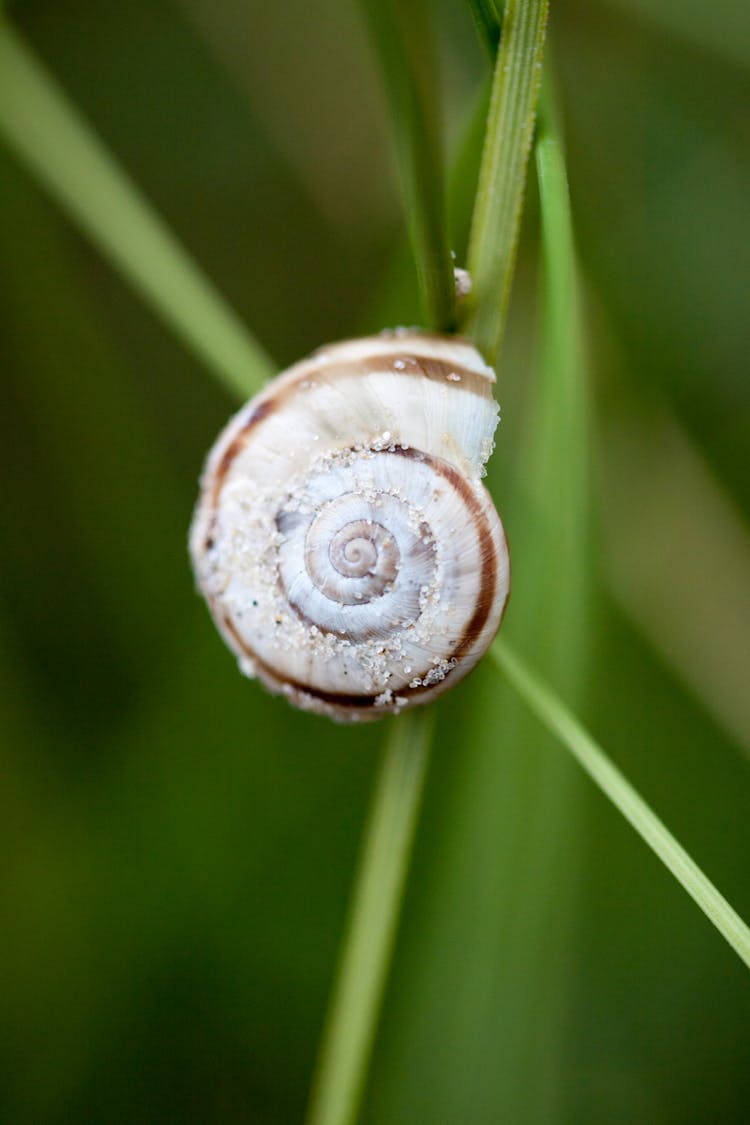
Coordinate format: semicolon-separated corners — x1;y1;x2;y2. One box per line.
189;330;510;721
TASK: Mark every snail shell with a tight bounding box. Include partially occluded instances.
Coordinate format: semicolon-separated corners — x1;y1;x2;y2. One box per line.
189;330;510;722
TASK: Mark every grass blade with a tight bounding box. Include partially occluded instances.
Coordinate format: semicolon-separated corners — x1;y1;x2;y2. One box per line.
467;0;502;59
491;637;750;970
461;0;549;362
360;0;455;331
364;45;593;1124
0;20;274;401
517;78;589;673
305;711;433;1125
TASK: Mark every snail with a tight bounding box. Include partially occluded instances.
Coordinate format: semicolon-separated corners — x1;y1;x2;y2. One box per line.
189;329;510;721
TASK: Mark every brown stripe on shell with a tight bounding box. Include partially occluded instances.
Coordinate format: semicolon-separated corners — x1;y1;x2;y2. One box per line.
210;397;276;508
207;343;492;507
207;351;490;506
390;447;499;662
294;352;493;400
221;613;428;710
203;397;277;549
202;347;493;553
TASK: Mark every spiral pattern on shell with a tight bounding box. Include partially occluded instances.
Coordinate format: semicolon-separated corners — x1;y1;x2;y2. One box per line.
189;330;510;721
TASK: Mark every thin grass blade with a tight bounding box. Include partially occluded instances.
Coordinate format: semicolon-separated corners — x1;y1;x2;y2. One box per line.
360;0;455;331
516;83;589;672
467;0;502;59
491;638;750;969
305;710;433;1125
0;20;274;401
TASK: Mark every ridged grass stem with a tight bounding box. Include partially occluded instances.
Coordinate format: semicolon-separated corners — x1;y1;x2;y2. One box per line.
305;711;433;1125
461;0;549;363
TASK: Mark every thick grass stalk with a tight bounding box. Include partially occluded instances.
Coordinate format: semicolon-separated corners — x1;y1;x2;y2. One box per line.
360;0;455;331
461;0;549;363
305;711;432;1125
491;638;750;969
0;20;273;401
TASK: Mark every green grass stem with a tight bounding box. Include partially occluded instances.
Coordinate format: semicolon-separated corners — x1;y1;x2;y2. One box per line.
461;0;549;363
305;711;433;1125
491;638;750;970
0;20;274;401
520;74;589;673
535;87;586;462
360;0;455;331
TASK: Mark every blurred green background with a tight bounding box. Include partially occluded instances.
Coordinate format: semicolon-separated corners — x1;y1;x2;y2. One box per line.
1;1;750;1121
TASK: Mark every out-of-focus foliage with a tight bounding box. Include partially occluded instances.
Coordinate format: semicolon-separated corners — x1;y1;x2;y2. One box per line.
1;1;749;1122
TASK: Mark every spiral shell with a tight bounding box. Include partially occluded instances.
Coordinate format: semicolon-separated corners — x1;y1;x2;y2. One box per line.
189;330;510;721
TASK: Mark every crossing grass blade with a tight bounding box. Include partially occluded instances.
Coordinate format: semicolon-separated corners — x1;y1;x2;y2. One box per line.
491;637;750;969
0;19;274;401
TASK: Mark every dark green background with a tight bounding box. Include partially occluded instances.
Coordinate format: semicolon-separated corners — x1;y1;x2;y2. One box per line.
1;1;749;1121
